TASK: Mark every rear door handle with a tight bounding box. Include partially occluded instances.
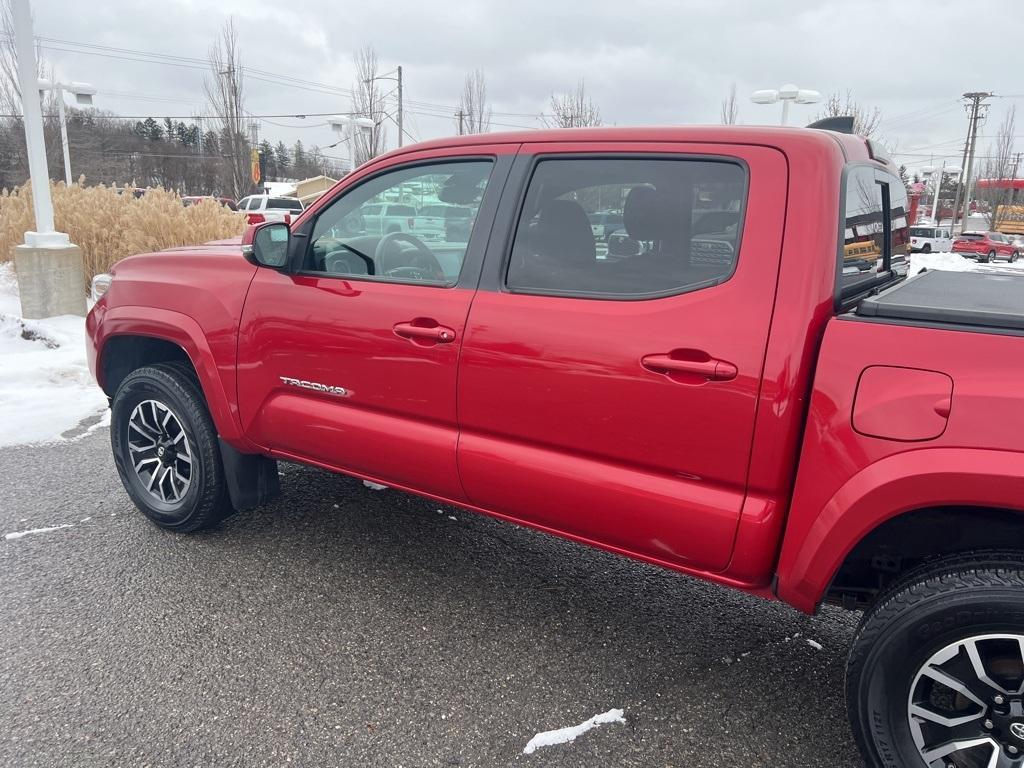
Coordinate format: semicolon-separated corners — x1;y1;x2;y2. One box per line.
393;321;456;344
641;353;737;381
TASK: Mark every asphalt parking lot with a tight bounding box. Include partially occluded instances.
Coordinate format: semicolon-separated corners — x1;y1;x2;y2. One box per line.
1;427;863;767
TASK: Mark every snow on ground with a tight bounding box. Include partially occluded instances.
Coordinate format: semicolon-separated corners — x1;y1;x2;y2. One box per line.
909;250;1024;277
0;263;108;448
523;708;626;755
4;523;75;540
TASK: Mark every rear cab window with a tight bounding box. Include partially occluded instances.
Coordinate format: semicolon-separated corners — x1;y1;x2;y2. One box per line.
505;157;747;299
269;197;303;211
838;165;909;301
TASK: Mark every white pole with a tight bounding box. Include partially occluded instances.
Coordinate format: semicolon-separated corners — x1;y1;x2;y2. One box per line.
56;86;72;185
780;99;790;126
11;0;66;245
930;160;945;224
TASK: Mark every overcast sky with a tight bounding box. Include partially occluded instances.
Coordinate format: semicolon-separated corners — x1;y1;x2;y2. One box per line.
30;0;1023;175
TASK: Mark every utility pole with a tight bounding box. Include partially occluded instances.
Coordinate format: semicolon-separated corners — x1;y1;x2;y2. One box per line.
953;91;992;231
396;65;403;148
456;109;465;135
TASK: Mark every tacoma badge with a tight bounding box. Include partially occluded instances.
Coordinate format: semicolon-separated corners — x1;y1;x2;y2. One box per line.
279;376;349;397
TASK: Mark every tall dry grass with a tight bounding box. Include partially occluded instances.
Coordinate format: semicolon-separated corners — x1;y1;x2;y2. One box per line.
0;182;246;286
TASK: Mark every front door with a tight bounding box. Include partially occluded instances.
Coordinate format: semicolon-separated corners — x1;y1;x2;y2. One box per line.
237;150;513;500
456;143;788;572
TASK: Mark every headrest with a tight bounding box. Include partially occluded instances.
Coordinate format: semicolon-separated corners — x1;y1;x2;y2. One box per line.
624;186;667;241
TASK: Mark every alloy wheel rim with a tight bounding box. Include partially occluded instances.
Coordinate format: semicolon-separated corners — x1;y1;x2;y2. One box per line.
908;634;1024;768
127;399;193;504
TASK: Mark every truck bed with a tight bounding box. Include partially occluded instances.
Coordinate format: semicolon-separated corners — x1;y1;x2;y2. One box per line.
855;269;1024;332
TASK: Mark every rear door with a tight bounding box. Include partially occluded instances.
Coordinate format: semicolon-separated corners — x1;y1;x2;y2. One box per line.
237;147;515;499
456;142;787;572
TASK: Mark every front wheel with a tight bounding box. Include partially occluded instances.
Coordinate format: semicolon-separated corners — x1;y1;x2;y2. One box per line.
847;552;1024;768
922;243;932;254
110;362;232;532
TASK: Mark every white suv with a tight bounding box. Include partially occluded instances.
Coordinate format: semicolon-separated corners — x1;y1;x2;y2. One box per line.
909;224;952;253
238;195;304;225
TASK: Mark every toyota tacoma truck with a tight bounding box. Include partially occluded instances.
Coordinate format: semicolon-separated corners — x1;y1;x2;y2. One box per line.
87;124;1024;768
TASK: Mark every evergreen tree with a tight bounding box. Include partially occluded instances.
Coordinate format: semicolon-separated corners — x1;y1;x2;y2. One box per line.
275;141;290;176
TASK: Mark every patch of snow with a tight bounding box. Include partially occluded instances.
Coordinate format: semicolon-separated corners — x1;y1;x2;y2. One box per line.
523;708;626;755
806;639;823;650
447;515;457;521
4;523;75;541
362;480;388;491
0;263;108;448
909;251;980;277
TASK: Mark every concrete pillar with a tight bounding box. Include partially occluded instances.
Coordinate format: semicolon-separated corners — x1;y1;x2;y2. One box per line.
13;244;87;318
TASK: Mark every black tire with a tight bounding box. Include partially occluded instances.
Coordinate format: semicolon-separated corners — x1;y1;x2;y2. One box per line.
110;362;232;532
984;250;996;263
847;551;1024;768
1012;251;1019;263
922;243;932;254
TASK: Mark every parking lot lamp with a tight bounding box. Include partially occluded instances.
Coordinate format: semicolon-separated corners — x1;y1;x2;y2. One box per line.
38;79;97;185
751;84;821;126
10;0;86;318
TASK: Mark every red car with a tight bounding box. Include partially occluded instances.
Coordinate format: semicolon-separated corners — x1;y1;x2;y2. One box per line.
952;230;1020;262
87;125;1024;768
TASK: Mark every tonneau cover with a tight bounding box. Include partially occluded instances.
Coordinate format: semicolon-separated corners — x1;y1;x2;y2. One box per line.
856;269;1024;331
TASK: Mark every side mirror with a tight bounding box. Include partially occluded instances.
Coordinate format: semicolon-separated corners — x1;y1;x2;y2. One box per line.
244;222;290;268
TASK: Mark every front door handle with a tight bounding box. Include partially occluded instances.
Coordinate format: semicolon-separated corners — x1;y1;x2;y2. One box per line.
393;321;456;344
641;353;738;381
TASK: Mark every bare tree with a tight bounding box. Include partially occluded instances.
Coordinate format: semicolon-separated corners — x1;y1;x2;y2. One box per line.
457;69;492;135
544;80;602;129
203;18;249;199
720;82;739;125
0;0;53;116
977;105;1017;229
815;90;883;138
352;46;387;166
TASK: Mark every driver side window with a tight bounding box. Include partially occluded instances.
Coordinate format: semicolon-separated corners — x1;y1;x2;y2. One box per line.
305;160;493;285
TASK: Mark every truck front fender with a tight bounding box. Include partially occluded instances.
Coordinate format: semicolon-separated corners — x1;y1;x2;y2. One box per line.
95;305;253;450
776;448;1024;613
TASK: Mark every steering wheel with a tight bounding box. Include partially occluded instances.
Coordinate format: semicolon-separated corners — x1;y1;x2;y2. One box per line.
324;244;374;276
374;232;445;281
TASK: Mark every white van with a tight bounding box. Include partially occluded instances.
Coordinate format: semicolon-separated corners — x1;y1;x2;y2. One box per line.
909;224;952;253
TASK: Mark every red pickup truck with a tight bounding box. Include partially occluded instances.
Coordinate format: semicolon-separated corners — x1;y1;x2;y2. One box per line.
87;126;1024;768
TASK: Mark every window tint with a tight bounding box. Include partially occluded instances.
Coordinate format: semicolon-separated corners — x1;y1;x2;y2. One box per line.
305;161;493;284
269;197;303;211
839;167;908;293
506;158;746;299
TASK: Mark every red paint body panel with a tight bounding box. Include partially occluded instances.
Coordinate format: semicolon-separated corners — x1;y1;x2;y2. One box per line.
85;125;1024;616
457;142;788;574
776;318;1024;612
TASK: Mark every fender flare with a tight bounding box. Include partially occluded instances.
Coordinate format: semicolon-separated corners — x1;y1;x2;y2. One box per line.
776;448;1024;612
95;305;252;449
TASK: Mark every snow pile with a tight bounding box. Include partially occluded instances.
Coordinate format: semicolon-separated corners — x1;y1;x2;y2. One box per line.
0;262;108;448
523;708;626;755
909;251;979;277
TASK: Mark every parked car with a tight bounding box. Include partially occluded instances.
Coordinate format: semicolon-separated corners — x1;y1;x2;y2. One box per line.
587;209;624;241
236;195;304;226
88;125;1024;768
909;224;952;253
951;230;1020;262
181;195;238;211
358;202;444;241
418;203;475;242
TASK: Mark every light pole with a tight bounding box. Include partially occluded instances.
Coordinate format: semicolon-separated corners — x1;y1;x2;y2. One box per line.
10;0;86;318
751;84;821;126
38;79;96;185
328;115;375;174
922;163;961;224
363;67;403;146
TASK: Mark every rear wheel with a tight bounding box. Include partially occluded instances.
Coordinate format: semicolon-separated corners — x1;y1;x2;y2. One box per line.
983;250;996;263
1012;251;1019;263
110;362;231;532
848;552;1024;768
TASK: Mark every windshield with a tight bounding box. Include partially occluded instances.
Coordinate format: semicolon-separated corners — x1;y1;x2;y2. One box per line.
958;233;985;240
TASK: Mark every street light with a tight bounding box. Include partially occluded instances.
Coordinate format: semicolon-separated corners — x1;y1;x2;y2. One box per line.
921;163;961;224
10;0;86;319
751;84;821;126
38;78;97;185
328;115;375;175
